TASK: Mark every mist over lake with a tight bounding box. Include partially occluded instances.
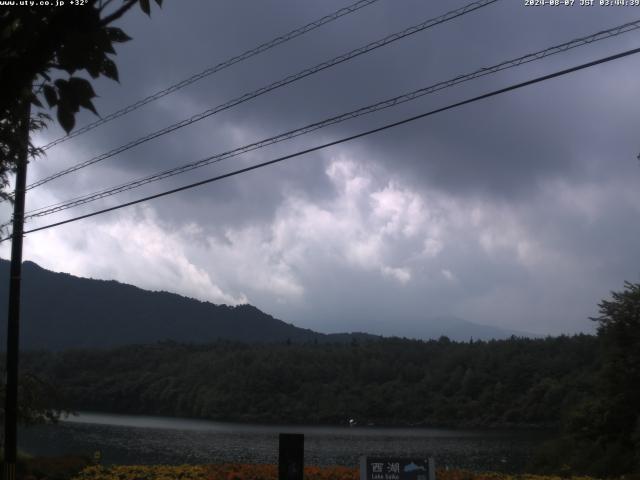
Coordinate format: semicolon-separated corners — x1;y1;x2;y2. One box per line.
19;412;549;472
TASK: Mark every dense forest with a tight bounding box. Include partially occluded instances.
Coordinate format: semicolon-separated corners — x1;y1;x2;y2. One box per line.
8;283;640;476
21;335;597;428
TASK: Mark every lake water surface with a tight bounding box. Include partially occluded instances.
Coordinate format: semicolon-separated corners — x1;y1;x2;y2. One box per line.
18;412;549;472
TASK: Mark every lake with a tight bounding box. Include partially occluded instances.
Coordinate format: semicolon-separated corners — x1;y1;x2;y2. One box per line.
18;412;550;472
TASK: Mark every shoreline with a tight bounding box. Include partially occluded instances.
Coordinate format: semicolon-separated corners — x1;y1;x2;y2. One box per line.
60;410;559;433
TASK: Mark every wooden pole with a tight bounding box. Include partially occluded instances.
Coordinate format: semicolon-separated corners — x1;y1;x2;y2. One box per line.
3;99;30;480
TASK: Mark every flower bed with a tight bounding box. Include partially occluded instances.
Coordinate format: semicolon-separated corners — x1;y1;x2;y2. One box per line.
69;464;601;480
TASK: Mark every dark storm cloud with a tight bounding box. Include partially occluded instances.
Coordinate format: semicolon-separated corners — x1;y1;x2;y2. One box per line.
30;0;636;209
6;0;639;337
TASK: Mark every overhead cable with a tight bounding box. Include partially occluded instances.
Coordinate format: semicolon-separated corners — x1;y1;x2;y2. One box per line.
39;0;383;151
27;0;498;190
3;45;638;242
22;19;640;220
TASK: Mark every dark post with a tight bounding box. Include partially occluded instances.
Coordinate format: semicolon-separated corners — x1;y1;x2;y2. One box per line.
278;433;304;480
3;100;30;480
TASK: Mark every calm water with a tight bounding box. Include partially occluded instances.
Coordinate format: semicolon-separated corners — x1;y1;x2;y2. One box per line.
18;412;549;472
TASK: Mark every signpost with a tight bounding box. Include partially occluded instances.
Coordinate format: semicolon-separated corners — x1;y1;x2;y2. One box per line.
360;457;436;480
278;433;304;480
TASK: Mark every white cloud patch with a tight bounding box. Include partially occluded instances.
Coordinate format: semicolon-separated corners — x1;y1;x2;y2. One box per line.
422;238;443;258
209;225;305;300
3;151;638;337
382;266;412;284
265;157;445;284
441;269;456;282
14;208;247;306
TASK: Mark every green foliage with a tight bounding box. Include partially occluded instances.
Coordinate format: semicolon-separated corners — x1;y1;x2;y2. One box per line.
533;282;640;476
0;0;163;199
594;283;640;413
0;369;70;427
21;335;598;429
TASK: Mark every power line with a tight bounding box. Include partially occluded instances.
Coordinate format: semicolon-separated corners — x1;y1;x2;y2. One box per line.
26;0;498;191
4;45;638;243
21;18;640;220
38;0;383;152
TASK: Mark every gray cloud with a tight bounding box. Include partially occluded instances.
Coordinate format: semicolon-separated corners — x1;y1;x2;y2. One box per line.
3;0;640;338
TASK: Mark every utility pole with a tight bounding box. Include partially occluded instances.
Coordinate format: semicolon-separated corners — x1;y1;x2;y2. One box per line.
3;99;31;480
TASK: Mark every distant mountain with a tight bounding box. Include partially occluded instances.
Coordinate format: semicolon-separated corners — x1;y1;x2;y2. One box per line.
0;259;376;350
393;315;537;342
0;259;531;350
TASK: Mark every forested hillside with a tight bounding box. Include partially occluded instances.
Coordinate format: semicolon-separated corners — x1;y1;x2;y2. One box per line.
0;260;523;349
21;335;598;428
0;260;378;349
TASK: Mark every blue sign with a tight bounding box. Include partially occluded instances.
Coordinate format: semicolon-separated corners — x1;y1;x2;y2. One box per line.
360;457;435;480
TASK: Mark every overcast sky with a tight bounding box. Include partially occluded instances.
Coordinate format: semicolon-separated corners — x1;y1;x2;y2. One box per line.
2;0;640;337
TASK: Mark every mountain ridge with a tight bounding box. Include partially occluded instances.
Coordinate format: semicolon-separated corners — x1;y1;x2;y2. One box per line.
0;259;532;350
